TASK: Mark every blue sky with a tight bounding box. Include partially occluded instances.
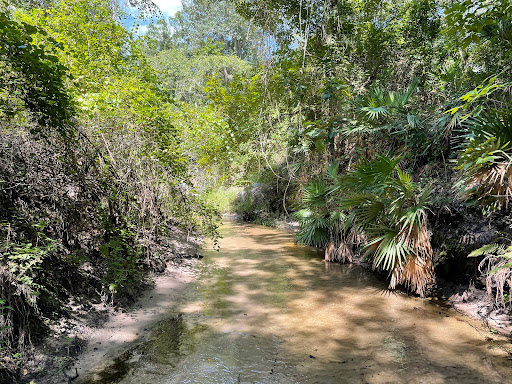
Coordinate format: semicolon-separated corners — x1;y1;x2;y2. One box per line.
123;0;182;34
150;0;182;17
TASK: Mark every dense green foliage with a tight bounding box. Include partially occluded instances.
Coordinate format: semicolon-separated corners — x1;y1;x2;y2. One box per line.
2;0;512;380
217;0;511;292
0;0;73;133
203;0;512;298
0;1;220;379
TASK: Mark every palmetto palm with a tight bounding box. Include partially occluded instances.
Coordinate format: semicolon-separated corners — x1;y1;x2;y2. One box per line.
294;166;354;263
355;80;421;129
455;110;512;210
335;155;433;296
294;180;331;248
295;155;433;295
344;80;432;160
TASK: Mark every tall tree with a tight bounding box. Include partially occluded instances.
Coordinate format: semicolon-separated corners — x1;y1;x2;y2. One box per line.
145;0;267;61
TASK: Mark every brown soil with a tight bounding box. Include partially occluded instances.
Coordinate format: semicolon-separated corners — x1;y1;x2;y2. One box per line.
23;259;201;384
22;227;205;384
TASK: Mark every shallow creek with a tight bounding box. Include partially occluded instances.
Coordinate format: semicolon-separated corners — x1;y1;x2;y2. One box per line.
80;222;512;384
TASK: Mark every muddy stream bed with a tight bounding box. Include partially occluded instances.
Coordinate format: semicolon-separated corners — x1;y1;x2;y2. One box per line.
77;222;512;384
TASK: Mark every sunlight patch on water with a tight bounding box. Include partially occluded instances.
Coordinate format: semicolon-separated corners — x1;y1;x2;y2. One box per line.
79;222;512;384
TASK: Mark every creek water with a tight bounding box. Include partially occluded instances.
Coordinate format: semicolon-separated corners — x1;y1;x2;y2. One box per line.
82;222;512;384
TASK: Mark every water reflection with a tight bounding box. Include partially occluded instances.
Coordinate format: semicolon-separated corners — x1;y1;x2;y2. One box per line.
81;222;512;384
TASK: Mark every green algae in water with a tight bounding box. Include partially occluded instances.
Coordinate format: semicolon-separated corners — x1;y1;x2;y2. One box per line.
140;315;185;365
82;314;206;383
80;349;135;384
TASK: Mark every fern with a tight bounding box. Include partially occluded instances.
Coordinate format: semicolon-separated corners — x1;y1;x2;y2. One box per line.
469;242;512;308
468;243;511;258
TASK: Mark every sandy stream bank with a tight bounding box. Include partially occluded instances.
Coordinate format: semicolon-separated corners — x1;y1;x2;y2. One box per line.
30;259;200;384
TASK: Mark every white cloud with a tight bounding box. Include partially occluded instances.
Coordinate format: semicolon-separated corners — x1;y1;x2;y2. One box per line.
151;0;182;16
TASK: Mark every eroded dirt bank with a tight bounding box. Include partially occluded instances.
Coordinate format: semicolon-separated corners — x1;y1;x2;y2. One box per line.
22;225;204;384
439;284;512;338
28;259;200;384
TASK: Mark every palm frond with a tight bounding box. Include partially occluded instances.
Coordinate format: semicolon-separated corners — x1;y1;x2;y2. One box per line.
339;123;385;137
458;110;512;148
393;251;434;297
356;87;390;121
399;220;432;259
293;208;316;221
302;180;328;208
325;241;354;263
367;228;407;272
328;210;347;233
337;193;376;210
360;106;390;121
295;215;329;248
472;242;512;308
356;80;419;123
393;168;414;194
433;111;461;140
353;200;386;227
400;78;420;105
342;155;401;194
396;186;432;232
295;179;339;248
367;221;433;296
468;243;512;259
455;136;512;209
